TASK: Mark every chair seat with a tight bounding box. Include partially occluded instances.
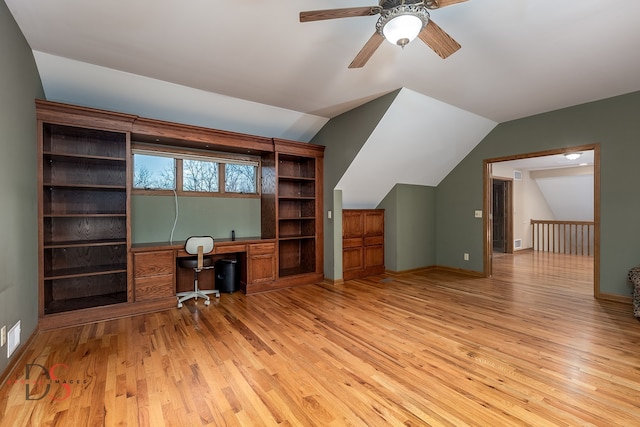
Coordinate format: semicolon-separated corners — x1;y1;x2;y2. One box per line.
179;256;214;269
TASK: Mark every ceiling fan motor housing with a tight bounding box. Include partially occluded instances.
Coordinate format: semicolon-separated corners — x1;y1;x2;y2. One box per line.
379;0;439;10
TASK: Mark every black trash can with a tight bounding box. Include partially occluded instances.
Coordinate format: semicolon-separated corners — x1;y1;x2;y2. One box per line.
215;259;238;293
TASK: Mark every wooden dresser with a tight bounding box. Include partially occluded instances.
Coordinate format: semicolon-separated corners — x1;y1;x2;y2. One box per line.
342;209;385;280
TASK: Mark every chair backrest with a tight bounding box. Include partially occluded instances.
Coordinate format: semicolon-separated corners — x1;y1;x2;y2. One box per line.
184;236;214;255
185;236;214;270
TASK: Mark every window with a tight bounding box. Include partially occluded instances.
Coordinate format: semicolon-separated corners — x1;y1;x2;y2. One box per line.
133;153;175;190
225;162;258;193
133;147;260;196
183;158;219;192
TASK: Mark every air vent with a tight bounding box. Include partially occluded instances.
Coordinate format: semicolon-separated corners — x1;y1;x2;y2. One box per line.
514;239;522;249
514;170;522;181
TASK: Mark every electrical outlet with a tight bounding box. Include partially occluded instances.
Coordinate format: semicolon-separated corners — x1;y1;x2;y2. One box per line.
0;326;5;347
464;253;469;261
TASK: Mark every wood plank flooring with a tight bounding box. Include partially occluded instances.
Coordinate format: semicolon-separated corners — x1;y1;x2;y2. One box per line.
1;252;639;426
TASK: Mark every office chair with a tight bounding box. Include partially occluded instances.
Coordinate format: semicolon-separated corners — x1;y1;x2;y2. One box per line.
177;236;220;308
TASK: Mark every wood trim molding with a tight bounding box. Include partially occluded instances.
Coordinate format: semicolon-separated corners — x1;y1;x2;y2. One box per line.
596;292;632;305
322;278;345;286
384;266;484;278
433;266;485;278
385;266;438;275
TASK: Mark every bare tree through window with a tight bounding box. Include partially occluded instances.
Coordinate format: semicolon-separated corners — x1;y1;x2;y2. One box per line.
134;155;175;189
183;159;218;192
133;151;258;194
226;163;256;193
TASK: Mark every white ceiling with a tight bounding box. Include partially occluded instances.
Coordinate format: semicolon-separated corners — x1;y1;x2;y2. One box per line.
6;0;640;207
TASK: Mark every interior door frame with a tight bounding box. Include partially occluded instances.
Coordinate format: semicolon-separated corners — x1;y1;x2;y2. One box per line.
482;144;601;297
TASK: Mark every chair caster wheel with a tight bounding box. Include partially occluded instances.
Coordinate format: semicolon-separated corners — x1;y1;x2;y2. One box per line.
177;302;183;309
216;293;221;298
204;299;210;306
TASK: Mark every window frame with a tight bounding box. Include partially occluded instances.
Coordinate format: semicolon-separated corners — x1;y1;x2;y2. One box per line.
131;143;261;198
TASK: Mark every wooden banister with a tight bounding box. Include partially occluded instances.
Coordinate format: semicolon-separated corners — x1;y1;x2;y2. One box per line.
530;220;594;256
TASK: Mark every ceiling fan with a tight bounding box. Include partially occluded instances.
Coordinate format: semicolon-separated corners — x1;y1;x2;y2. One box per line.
300;0;467;68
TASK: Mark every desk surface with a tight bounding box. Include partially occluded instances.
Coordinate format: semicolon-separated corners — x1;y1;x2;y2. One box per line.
131;236;275;253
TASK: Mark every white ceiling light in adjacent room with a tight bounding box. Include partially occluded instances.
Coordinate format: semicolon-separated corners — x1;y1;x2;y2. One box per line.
564;152;582;161
377;4;430;47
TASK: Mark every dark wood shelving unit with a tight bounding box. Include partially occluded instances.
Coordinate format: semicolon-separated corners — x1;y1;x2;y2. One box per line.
38;118;131;320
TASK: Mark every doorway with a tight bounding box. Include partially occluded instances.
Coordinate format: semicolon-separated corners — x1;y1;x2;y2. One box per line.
492;178;513;253
483;145;600;297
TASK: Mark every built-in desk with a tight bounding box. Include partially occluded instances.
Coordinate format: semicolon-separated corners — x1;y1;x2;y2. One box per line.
131;237;277;300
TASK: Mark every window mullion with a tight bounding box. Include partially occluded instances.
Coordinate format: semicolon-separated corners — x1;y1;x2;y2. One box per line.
176;158;184;195
219;163;226;195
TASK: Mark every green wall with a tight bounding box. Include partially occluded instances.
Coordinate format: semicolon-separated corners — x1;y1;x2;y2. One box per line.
378;184;436;272
132;195;261;243
0;1;44;374
311;90;400;280
436;91;640;297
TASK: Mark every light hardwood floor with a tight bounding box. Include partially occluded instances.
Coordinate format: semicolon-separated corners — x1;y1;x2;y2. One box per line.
1;252;639;426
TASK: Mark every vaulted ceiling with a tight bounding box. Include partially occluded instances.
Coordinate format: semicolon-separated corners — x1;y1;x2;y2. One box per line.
6;0;640;206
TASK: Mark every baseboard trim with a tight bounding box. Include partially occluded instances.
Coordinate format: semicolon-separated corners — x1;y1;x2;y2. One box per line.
321;278;344;286
432;265;485;278
385;266;438;276
596;292;633;305
386;265;483;278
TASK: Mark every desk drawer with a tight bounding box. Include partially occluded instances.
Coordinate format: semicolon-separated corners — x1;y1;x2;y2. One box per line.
135;274;174;301
248;243;276;255
134;250;175;277
215;243;247;254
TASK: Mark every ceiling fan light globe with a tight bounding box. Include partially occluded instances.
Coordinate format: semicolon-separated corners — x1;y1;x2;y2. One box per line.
382;14;423;46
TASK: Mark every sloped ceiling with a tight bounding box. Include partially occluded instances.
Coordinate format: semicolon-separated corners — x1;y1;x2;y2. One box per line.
6;0;640;207
535;174;594;221
337;88;496;207
31;52;327;142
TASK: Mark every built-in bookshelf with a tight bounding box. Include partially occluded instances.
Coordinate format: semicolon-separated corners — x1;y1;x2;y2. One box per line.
40;123;130;315
278;154;317;276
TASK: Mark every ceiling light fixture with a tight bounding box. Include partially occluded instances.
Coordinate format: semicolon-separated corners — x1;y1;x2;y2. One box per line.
376;3;430;48
564;152;582;161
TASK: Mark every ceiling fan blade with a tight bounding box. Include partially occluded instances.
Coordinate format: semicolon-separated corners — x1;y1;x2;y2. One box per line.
426;0;468;9
349;32;384;68
418;20;461;59
300;6;381;22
